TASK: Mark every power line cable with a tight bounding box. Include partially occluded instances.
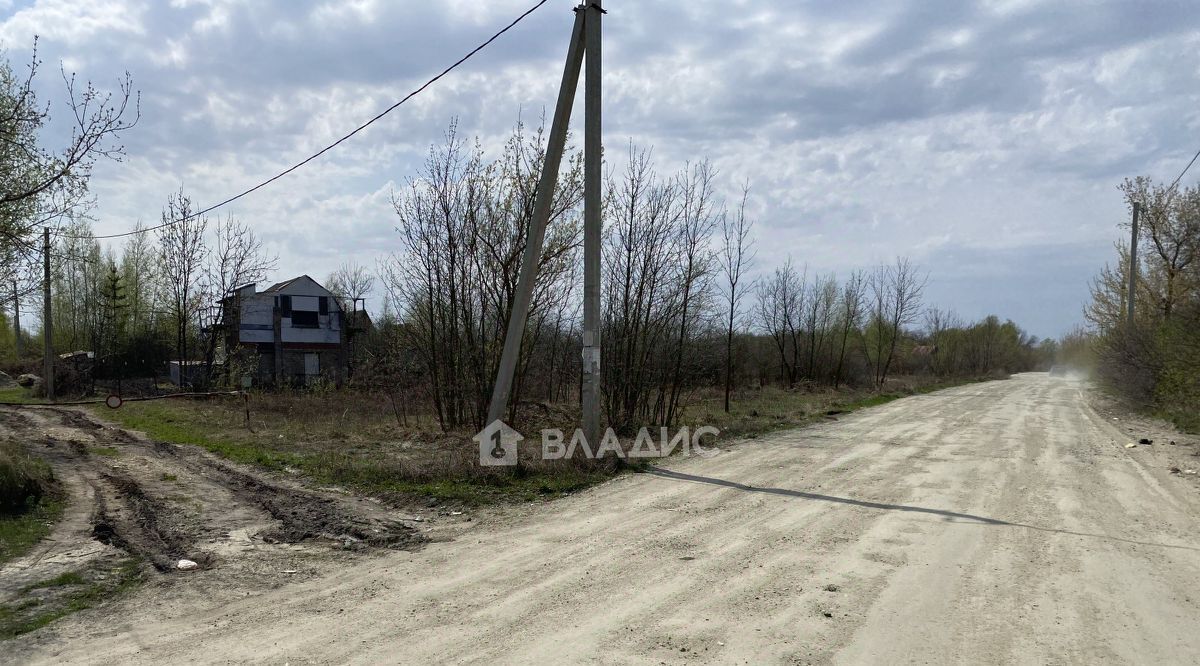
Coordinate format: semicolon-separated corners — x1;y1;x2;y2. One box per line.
3;230;104;265
63;0;552;241
1168;144;1200;191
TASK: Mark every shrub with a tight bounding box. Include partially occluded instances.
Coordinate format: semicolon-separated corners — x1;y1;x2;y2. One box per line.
0;440;53;515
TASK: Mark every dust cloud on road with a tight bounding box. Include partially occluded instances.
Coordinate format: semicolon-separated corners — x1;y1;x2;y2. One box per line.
12;374;1200;664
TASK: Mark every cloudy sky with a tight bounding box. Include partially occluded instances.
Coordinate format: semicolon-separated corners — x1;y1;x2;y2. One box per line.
3;0;1198;339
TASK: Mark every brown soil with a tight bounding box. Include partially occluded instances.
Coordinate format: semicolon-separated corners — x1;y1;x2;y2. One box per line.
0;405;425;627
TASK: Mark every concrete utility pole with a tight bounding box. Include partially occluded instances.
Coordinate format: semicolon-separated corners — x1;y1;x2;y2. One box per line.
11;279;21;358
42;227;54;400
1127;201;1140;328
581;0;603;448
486;5;588;428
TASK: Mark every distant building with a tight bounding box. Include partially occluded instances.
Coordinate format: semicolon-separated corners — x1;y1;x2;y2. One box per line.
169;360;208;388
221;275;347;387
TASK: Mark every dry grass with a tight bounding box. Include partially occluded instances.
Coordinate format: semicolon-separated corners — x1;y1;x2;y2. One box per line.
91;375;994;506
673;374;996;440
93;390;612;505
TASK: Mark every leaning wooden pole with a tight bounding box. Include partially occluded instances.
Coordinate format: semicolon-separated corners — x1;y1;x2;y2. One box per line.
486;8;586;427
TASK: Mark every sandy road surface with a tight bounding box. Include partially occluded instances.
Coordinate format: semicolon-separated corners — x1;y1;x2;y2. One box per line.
11;374;1200;664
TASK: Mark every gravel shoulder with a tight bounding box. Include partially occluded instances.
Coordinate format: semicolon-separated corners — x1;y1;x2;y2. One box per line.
8;373;1200;664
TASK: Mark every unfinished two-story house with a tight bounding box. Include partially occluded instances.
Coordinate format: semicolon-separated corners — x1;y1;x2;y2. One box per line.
221;275;346;387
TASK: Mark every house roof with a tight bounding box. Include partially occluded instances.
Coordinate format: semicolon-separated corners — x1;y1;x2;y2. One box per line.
263;274;338;294
263;275;309;293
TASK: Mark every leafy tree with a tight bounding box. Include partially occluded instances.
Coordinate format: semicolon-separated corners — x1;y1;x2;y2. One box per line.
0;42;137;263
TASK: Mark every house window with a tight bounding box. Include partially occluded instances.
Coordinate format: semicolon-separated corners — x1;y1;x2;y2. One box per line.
319;296;328;315
280;295;292;317
291;310;319;327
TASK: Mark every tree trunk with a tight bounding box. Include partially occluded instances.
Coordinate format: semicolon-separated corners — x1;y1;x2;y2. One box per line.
12;281;22;358
723;309;735;413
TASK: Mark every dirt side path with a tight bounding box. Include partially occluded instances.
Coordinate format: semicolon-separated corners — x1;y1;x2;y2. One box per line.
0;406;425;641
10;374;1200;664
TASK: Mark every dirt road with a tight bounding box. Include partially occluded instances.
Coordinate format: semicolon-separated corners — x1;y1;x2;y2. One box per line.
10;374;1200;664
0;405;422;635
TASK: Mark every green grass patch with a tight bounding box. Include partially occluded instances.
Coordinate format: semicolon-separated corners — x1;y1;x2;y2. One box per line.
690;375;993;441
1;435;62;565
94;399;616;506
1162;408;1200;435
87;446;119;458
22;570;86;591
1;441;53;514
0;495;64;565
372;469;613;505
847;392;905;410
0;559;143;640
0;387;41;405
93;403;302;470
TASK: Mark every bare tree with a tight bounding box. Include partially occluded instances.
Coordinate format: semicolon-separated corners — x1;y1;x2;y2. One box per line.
665;160;719;425
326;261;375;312
156;190;209;381
602;145;683;430
868;257;926;387
201;215;277;383
205;215;276;300
756;258;803;385
923;306;956;375
720;183;755;411
384;119;582;429
50;218;103;352
1;244;39;358
118;221;156;333
833;270;866;388
803;272;838;380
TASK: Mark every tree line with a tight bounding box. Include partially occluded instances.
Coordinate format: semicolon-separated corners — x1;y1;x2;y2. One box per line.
1;37;1048;424
1;42;137;367
373;120;1050;433
1083;176;1200;430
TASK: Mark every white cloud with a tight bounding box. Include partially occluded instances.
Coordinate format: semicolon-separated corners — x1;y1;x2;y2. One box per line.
0;0;144;45
3;0;1198;338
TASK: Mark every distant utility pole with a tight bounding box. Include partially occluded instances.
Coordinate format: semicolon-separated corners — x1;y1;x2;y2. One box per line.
1127;201;1140;329
42;227;54;400
11;279;21;358
486;2;602;443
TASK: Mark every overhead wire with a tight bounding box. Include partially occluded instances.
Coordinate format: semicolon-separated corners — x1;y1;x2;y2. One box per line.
60;0;553;241
1167;145;1200;191
1139;143;1200;213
